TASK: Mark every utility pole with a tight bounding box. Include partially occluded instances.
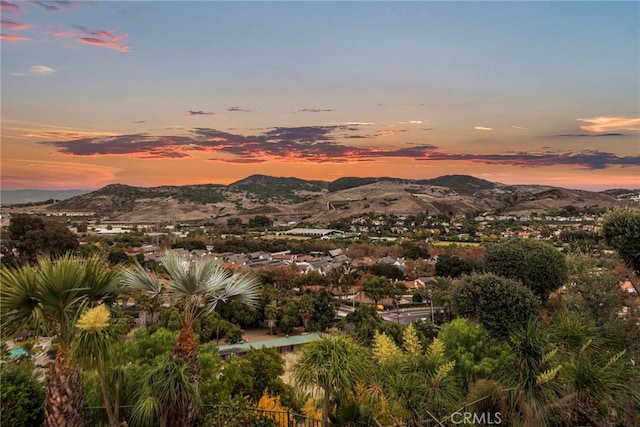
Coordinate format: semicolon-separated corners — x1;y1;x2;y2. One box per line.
428;289;435;325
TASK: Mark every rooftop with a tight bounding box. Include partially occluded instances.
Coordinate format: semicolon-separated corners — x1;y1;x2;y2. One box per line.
217;332;321;356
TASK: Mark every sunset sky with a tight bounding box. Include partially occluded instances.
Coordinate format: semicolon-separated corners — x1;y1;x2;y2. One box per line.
1;1;639;191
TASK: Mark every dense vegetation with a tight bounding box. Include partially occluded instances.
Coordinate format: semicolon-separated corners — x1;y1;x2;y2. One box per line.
1;207;639;426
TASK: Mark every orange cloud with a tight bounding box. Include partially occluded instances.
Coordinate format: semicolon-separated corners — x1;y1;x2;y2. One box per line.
1;159;121;190
78;37;131;52
49;26;131;52
0;1;22;14
1;19;31;30
376;129;398;137
577;116;640;133
1;33;29;41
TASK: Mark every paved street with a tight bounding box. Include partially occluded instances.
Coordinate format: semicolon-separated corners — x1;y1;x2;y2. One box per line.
337;306;443;325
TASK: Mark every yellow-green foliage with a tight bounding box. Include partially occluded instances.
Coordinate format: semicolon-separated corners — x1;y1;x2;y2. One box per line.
372;331;402;365
427;338;446;364
536;365;561;386
402;324;423;358
77;305;111;332
432;360;456;388
301;398;322;421
541;347;558;364
256;390;288;427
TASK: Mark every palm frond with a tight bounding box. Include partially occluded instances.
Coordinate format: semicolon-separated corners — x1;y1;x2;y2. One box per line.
122;260;163;295
161;252;198;296
81;256;123;304
0;264;47;336
130;396;161;427
207;272;261;310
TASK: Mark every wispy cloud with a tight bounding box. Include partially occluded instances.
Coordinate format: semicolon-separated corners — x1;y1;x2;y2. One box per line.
556;133;625;138
512;126;526;130
1;19;31;30
419;150;640;170
29;1;75;12
399;120;427;125
1;33;30;41
474;126;494;131
132;120;146;124
10;64;56;77
183;110;218;117
296;108;334;113
50;25;131;52
329;122;374;126
376;129;398;137
227;107;252;112
377;103;425;107
577;116;640;133
0;1;23;14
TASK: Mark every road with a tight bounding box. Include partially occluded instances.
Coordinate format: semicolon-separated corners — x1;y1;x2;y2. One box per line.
337;306;443;325
379;306;443;325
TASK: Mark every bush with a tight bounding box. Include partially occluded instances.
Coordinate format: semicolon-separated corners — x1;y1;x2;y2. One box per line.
451;273;541;337
0;363;45;427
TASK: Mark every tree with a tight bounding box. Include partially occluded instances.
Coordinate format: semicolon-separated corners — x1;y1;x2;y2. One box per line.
72;305;122;427
370;330;460;426
244;347;287;402
309;289;336;332
122;251;261;427
172;239;207;251
361;276;394;306
217;299;261;328
0;360;45;427
264;302;278;335
298;295;315;331
130;357;199;427
438;318;510;391
276;300;299;335
0;255;122;427
484;239;568;302
5;214;79;264
293;335;368;427
294;270;329;288
435;254;477;278
552;314;640;426
248;215;273;228
602;207;640;274
451;273;541;337
564;253;625;322
107;248;130;265
367;264;405;281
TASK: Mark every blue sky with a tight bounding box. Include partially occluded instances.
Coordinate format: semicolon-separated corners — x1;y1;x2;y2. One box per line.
2;1;639;190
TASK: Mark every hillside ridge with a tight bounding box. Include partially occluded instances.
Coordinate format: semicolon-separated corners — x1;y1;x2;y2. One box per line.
3;175;636;224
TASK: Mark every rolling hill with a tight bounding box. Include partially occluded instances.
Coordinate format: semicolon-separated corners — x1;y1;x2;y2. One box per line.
3;175;635;224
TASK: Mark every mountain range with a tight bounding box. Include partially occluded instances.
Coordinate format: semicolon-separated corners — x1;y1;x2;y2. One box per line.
3;175;637;224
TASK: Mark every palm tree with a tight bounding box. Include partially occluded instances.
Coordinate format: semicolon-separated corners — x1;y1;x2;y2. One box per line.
505;321;574;427
1;255;122;427
122;251;261;426
72;305;122;427
264;301;278;335
130;357;199;427
293;334;369;427
297;295;315;331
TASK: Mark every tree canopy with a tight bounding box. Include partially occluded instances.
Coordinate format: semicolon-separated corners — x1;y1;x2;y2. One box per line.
484;239;567;301
4;214;79;264
602;207;640;273
451;273;541;337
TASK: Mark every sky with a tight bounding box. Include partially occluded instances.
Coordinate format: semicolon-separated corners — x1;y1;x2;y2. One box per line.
1;1;639;191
